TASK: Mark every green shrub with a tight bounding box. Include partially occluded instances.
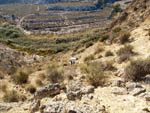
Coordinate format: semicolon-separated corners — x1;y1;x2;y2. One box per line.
105;50;113;57
113;27;121;33
81;62;106;87
113;4;122;13
124;58;150;81
47;64;64;83
119;31;130;44
12;69;29;84
84;55;94;62
85;41;93;48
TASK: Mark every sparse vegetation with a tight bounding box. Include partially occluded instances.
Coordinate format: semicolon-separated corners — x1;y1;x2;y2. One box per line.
3;90;26;102
148;29;150;36
119;31;130;44
94;47;104;55
84;54;94;62
81;62;106;87
117;45;134;62
0;84;7;92
99;34;109;42
125;58;150;81
26;85;36;94
113;4;122;13
113;26;121;33
35;79;43;86
12;69;29;84
85;41;93;48
47;64;64;83
105;50;113;57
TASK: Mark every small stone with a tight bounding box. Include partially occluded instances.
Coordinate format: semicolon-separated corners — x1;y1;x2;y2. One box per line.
112;87;127;95
144;93;150;101
66;91;76;100
29;99;40;113
116;80;125;87
98;105;105;112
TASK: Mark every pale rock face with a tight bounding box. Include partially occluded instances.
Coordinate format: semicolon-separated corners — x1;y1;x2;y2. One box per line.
42;101;103;113
130;88;146;96
66;82;94;100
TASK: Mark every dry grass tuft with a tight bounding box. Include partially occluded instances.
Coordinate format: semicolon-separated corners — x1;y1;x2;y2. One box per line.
119;31;130;44
125;58;150;81
105;50;114;57
12;69;29;84
84;55;94;62
3;90;26;102
47;63;64;84
80;62;106;87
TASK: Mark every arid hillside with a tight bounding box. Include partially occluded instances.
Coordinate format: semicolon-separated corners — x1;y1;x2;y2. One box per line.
0;0;150;113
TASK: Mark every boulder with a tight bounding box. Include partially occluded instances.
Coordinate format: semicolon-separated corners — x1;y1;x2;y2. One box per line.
126;82;143;91
34;83;65;99
66;82;94;100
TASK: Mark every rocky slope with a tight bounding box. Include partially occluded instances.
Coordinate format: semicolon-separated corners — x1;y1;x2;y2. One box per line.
0;0;150;113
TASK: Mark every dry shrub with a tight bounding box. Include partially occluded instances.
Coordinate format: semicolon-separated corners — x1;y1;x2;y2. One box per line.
125;58;150;81
47;64;64;84
26;85;36;94
0;84;7;92
94;47;104;55
148;29;150;36
81;62;106;87
0;71;4;79
99;34;109;42
117;45;134;62
105;50;113;57
12;69;29;84
85;41;93;48
119;31;130;44
3;90;26;102
35;79;43;86
101;61;116;71
84;55;94;62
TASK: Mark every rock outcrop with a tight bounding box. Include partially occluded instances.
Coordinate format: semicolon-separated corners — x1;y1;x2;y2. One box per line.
34;83;66;99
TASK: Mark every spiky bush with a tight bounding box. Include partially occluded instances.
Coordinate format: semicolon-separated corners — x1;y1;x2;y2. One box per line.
47;64;64;83
3;90;26;102
124;58;150;81
119;31;130;44
81;62;106;87
12;69;29;84
84;55;94;62
117;45;134;62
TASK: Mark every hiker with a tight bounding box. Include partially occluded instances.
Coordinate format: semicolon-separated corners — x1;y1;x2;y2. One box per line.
70;57;78;64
